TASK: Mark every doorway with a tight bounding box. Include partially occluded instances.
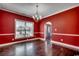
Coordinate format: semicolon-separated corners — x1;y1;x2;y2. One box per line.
44;22;52;43
44;22;52;55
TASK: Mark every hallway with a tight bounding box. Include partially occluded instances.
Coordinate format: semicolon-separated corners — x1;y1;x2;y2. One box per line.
0;39;79;56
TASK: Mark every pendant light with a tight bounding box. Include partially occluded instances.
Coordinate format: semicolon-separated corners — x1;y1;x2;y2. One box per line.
33;3;41;21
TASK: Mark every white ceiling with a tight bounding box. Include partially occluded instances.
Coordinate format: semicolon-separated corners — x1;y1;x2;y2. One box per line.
0;3;79;19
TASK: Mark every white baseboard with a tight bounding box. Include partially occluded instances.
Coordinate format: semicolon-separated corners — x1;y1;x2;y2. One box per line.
40;38;45;41
0;38;42;47
39;38;79;52
51;40;79;52
1;38;79;52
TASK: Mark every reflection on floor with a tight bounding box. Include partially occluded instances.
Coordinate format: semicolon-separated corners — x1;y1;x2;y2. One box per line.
0;39;79;56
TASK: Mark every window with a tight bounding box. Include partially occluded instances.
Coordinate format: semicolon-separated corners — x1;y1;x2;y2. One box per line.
15;19;34;39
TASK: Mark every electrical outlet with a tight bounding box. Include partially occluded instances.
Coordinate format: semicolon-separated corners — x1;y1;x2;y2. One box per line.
60;39;63;42
12;39;14;41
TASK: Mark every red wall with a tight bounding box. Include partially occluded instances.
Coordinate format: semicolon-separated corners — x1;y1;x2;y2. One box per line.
39;6;79;46
0;6;79;46
0;10;38;44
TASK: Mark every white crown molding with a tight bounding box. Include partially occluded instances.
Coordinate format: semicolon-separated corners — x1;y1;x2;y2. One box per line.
0;4;79;20
0;7;32;18
42;4;79;19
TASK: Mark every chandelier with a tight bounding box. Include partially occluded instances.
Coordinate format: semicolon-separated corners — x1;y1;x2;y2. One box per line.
33;4;41;21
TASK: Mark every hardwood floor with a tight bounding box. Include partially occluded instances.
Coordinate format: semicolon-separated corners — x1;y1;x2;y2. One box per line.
0;39;79;56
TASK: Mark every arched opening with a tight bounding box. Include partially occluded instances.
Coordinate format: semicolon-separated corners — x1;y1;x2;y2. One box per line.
44;22;52;55
44;22;52;42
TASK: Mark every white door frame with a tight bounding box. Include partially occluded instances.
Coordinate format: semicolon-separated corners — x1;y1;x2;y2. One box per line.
44;22;52;41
